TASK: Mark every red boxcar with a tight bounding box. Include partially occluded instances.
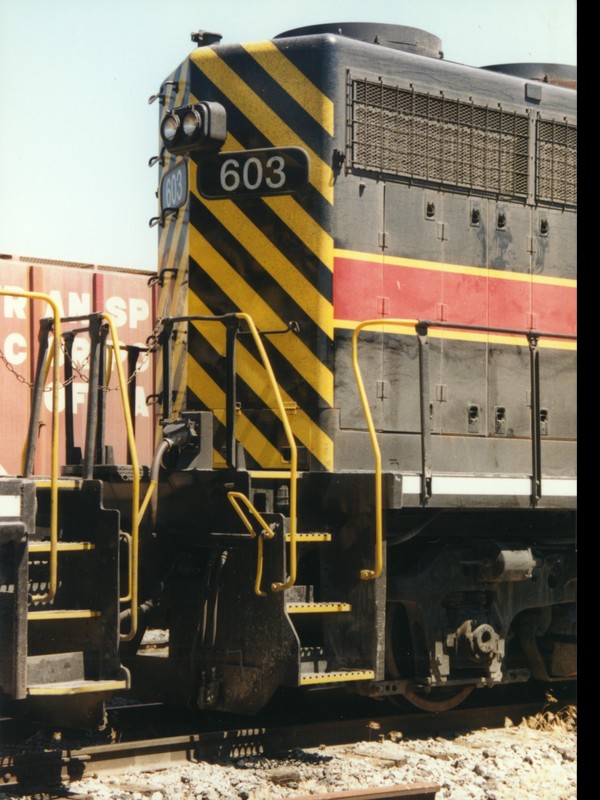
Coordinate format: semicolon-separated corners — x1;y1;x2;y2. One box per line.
0;255;156;475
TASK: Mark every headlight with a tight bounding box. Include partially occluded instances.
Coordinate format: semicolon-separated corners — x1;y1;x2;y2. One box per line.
182;108;203;138
159;102;227;155
161;113;180;142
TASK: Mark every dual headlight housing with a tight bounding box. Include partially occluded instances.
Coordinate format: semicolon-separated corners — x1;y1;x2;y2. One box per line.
160;102;227;155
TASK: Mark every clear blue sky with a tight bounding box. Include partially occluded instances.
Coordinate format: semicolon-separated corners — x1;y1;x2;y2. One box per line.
0;0;577;272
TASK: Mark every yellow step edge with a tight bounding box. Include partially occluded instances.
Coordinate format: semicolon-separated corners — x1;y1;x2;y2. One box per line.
28;679;128;696
34;479;81;490
300;670;375;685
248;470;293;479
29;542;95;553
286;533;332;543
286;602;351;614
28;609;101;620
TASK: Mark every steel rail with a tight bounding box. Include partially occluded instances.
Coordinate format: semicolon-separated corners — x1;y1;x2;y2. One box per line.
0;700;570;790
287;785;440;800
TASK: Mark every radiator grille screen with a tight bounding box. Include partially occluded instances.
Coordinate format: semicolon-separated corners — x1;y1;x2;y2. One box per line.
350;79;529;198
536;119;577;206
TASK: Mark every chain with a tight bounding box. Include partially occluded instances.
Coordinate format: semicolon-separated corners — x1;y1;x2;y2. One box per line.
102;316;162;391
0;317;163;392
0;346;33;386
59;337;91;386
0;339;90;392
124;315;162;385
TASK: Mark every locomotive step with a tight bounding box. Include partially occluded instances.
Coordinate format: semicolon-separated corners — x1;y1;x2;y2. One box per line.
29;541;95;553
286;602;351;614
27;652;128;696
34;478;82;490
248;470;293;480
285;532;332;542
299;669;375;686
211;533;332;543
28;678;128;696
27;609;101;620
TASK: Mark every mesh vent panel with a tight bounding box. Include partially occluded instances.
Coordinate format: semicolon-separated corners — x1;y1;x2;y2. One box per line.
536;119;577;206
351;79;529;197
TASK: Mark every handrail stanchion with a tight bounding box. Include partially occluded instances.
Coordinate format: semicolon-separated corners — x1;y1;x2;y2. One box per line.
227;490;275;596
528;333;542;505
101;313;141;642
233;313;298;592
416;322;433;505
0;289;62;603
83;314;102;479
352;319;418;581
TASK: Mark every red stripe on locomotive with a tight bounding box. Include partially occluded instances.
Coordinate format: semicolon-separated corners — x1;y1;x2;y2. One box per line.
334;254;576;335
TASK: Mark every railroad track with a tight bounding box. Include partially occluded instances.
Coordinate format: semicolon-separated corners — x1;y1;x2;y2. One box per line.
0;697;571;793
288;786;440;799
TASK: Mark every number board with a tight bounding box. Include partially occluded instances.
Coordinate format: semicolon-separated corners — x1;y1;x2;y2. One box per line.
197;147;309;199
160;161;188;211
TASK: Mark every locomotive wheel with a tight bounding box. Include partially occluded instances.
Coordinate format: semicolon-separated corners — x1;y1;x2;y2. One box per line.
402;683;473;712
385;603;474;712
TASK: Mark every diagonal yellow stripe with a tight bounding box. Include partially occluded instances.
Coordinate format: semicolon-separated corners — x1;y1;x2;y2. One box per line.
191;193;333;340
188;292;334;469
187;354;288;468
243;41;334;136
188;220;333;403
263;195;334;272
191;48;333;204
211;132;334;272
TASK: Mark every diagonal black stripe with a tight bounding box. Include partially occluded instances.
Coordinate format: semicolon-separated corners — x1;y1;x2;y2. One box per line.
188;59;332;224
214;45;332;155
271;38;336;96
187;325;329;472
189;191;328;330
232;194;332;300
187;251;331;411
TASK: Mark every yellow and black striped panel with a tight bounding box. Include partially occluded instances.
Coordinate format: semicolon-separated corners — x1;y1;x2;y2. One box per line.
182;41;335;470
156;60;192;430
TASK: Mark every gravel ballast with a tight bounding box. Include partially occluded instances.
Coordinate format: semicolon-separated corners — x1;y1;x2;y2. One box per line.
3;712;576;800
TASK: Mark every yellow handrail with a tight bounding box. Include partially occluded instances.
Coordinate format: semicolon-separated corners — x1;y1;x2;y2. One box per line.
232;313;298;592
0;289;62;603
352;317;578;578
100;313;141;642
351;318;419;581
105;345;114;387
137;479;158;525
227;490;275;596
0;296;142;631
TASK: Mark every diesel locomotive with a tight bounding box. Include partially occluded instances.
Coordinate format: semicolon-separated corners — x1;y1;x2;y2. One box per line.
0;22;576;727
